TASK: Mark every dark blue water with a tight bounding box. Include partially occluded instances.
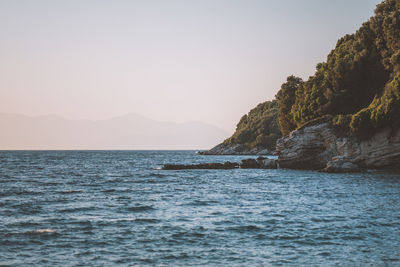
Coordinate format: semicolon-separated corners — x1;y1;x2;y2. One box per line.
1;151;400;266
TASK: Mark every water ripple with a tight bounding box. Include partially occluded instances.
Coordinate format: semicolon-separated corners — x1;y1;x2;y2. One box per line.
0;151;400;266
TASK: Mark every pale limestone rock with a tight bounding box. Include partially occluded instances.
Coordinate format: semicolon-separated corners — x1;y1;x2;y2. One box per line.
276;122;400;171
321;156;361;173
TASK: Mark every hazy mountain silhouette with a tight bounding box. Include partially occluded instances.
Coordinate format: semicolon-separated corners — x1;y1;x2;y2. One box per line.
0;113;229;150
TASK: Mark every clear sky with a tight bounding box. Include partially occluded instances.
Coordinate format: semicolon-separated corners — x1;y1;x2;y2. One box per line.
0;0;381;132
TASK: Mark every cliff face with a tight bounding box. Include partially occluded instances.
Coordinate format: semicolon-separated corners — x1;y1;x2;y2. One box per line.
276;122;400;171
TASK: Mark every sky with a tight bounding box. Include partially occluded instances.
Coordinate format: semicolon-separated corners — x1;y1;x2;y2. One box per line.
0;0;381;133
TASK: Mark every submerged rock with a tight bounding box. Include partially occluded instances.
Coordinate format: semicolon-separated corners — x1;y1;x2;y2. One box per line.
276;122;400;171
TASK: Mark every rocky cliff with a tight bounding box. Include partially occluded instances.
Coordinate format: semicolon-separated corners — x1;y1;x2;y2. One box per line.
276;122;400;172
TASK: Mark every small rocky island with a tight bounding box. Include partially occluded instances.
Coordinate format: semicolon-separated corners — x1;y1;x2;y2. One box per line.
166;0;400;173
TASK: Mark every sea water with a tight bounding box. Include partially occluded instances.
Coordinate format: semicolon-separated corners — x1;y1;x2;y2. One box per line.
1;150;400;266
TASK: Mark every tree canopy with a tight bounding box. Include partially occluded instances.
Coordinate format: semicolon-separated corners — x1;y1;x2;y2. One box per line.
223;100;281;150
276;0;400;138
225;0;400;150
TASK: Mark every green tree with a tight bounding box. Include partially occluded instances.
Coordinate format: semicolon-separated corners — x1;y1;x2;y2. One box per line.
274;0;400;139
276;75;303;136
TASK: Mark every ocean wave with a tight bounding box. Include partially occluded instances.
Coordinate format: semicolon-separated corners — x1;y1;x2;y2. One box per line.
186;200;218;206
126;205;154;212
227;225;263;233
133;218;160;223
6;229;59;237
59;206;96;213
60;189;83;194
34;229;57;233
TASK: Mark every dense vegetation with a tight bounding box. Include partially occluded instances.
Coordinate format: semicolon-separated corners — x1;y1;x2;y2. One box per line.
276;0;400;139
223;100;281;150
225;0;399;149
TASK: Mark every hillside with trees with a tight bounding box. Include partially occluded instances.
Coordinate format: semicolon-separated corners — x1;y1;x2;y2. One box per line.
276;0;400;139
222;100;281;151
209;0;399;154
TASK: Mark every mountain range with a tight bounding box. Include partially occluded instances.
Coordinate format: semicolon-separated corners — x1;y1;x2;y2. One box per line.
0;113;229;150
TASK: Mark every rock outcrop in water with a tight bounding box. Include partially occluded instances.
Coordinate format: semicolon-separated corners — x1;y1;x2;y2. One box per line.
162;162;239;170
198;143;271;155
162;157;277;170
276;122;400;172
240;157;278;169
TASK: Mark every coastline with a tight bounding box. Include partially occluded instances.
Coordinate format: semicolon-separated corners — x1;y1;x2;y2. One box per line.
198;143;272;156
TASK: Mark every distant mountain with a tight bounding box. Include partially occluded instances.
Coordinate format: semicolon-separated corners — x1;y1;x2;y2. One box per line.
0;113;229;150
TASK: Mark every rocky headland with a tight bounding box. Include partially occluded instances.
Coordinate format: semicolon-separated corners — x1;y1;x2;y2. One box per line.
176;1;400;173
193;122;400;172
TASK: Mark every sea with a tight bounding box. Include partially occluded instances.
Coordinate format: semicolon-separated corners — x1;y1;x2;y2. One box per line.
1;150;400;266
